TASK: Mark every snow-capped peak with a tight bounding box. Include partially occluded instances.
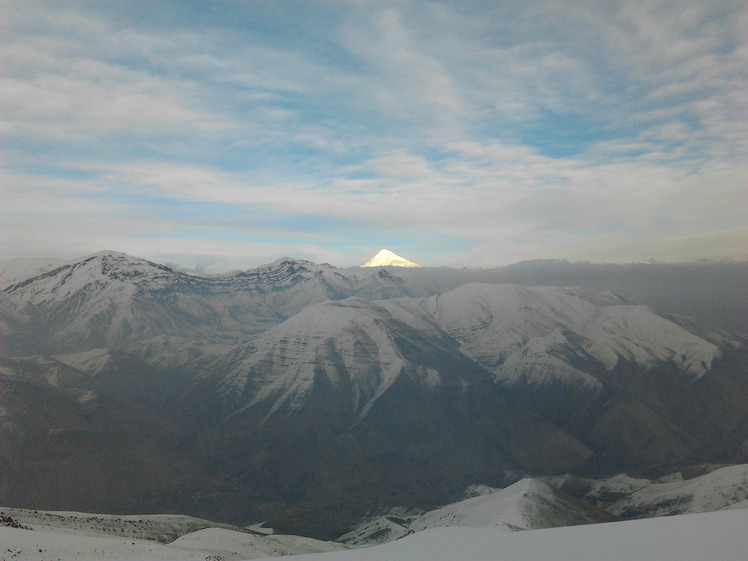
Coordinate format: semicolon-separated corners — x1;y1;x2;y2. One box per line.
361;249;422;268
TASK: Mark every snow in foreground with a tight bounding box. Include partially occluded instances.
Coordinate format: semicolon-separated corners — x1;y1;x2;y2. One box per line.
2;509;747;561
0;512;344;560
252;509;748;561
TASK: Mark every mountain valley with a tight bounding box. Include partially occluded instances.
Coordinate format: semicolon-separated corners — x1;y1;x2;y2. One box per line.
0;250;746;544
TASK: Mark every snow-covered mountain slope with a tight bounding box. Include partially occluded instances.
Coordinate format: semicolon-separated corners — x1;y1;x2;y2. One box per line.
540;472;653;504
3;488;747;561
2;251;413;367
184;298;458;422
540;464;748;520
230;257;410;314
180;297;591;537
3;251;235;362
169;528;345;560
183;299;590;472
605;464;748;518
0;507;250;543
409;478;612;533
0;526;211;561
384;283;744;468
398;283;729;381
361;249;422;268
252;509;748;561
5;251;184;305
341;478;613;546
0;508;345;561
175;284;744;532
337;512;416;546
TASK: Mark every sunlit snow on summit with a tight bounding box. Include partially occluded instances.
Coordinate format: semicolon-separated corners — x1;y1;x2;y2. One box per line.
361;249;423;268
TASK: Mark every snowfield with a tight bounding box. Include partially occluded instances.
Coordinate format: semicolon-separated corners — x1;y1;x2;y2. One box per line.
259;509;748;561
0;510;345;560
2;509;746;561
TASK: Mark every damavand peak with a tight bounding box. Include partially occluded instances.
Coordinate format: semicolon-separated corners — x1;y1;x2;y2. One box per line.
361;249;423;268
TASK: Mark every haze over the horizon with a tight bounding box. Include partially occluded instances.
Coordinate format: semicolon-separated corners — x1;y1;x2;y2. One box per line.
2;1;746;271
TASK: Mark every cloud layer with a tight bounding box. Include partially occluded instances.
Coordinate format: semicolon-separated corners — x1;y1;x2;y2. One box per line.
2;0;746;269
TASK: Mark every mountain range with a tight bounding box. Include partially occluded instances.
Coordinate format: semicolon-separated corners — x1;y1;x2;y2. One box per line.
0;250;745;539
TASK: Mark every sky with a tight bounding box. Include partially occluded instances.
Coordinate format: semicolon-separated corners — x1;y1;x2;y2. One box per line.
2;0;746;271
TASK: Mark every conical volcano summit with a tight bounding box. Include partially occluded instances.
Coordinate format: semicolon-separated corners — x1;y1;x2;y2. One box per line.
361;249;422;268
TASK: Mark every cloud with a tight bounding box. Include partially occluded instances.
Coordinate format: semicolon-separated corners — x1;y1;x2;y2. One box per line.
337;7;463;133
1;8;232;142
363;152;434;177
1;0;746;269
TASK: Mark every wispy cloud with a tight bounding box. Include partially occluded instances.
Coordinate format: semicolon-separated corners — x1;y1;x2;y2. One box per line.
1;0;745;269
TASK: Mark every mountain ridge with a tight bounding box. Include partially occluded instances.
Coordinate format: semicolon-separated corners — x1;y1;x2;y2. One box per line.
1;251;414;367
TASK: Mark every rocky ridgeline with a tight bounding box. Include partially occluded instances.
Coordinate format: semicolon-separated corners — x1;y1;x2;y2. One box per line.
0;514;32;530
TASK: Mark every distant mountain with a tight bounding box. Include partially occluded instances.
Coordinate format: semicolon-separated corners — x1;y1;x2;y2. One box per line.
361;249;422;268
388;283;744;469
2;251;412;370
397;283;729;379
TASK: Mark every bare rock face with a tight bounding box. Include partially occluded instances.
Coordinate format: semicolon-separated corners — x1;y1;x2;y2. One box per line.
0;356;202;514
